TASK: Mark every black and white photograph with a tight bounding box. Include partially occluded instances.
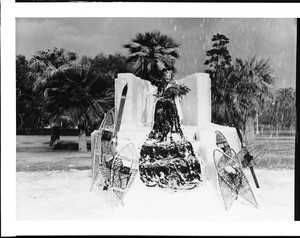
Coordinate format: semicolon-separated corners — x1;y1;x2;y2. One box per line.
15;16;296;217
1;2;300;236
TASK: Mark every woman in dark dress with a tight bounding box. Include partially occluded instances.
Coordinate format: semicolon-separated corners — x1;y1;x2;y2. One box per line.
139;69;203;191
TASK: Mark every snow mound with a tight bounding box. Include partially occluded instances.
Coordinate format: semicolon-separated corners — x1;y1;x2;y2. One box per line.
17;169;294;221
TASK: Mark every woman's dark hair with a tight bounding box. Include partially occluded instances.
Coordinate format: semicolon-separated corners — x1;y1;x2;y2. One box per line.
162;67;173;74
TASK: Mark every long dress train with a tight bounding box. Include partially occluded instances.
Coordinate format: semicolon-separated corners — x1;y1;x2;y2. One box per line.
139;83;202;191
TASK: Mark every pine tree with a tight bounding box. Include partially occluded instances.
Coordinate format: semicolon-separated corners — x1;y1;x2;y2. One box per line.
204;34;233;126
204;34;232;69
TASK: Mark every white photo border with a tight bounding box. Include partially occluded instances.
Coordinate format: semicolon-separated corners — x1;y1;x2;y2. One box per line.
2;1;300;236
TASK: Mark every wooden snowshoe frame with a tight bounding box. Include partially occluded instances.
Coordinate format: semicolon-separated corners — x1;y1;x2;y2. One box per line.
214;131;259;210
90;108;116;191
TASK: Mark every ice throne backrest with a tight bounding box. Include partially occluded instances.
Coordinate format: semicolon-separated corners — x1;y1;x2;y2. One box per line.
177;73;211;126
115;72;211;129
115;73;156;129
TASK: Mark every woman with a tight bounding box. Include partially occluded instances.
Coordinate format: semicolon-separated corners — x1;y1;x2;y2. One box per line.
139;69;202;191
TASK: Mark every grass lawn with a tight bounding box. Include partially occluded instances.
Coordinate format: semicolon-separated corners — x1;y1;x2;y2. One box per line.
16;131;295;172
17;135;92;172
255;133;295;169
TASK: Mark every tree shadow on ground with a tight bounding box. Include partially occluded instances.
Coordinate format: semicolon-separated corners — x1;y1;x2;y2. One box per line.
17;141;91;153
43;141;91;151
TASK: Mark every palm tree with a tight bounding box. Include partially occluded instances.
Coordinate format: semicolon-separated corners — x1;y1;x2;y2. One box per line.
43;64;114;151
30;47;77;90
210;65;237;126
29;48;77;147
232;57;274;143
274;87;296;130
123;30;180;89
203;33;274;143
212;56;274;144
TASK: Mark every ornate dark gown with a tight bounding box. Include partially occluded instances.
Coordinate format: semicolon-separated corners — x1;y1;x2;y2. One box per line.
139;83;202;191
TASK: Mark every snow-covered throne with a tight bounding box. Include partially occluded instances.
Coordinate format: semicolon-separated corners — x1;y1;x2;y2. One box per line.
114;73;241;181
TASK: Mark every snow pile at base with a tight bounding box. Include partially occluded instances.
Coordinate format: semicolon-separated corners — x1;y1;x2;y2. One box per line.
117;122;240;183
16;168;294;221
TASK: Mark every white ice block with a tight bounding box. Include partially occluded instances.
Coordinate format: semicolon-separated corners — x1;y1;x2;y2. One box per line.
115;73;156;128
177;73;211;126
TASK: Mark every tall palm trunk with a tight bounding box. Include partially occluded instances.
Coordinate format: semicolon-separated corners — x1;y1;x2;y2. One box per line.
78;124;87;152
243;116;255;144
50;120;60;149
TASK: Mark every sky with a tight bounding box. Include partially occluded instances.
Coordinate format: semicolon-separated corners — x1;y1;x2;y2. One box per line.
16;18;297;89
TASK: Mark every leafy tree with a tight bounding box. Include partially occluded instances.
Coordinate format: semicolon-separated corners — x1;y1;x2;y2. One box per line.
79;55;93;68
91;52;130;79
79;52;130;95
16;55;46;132
29;48;77;147
123;30;180;90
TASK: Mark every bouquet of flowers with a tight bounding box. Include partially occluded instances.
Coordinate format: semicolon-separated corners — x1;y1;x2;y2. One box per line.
163;83;190;98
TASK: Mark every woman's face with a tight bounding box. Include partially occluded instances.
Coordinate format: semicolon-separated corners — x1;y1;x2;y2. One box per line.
164;70;172;82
